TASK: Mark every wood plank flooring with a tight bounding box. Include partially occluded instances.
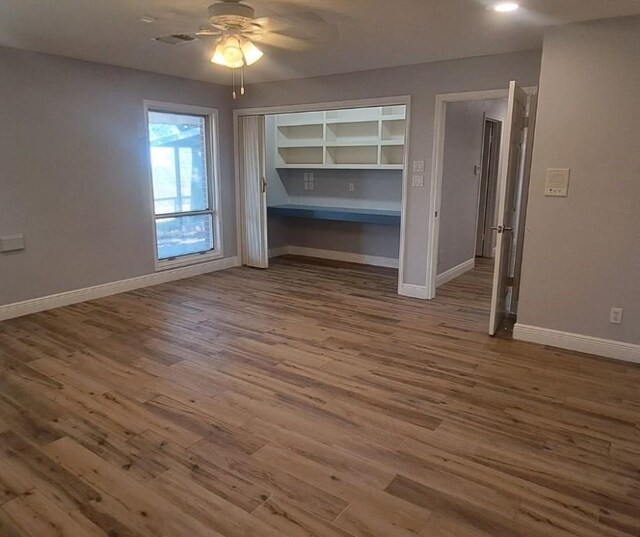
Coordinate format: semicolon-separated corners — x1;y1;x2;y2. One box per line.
0;255;639;537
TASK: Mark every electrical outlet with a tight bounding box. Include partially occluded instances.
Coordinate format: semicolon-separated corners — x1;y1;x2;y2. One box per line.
610;307;623;324
348;182;355;192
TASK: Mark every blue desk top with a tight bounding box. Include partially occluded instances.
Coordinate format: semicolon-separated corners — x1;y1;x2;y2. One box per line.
267;205;401;226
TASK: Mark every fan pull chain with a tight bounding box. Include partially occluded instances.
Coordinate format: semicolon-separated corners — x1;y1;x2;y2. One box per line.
232;68;237;99
241;64;245;96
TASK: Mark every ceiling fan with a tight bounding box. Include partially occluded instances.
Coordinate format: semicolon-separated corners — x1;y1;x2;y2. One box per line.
153;0;333;98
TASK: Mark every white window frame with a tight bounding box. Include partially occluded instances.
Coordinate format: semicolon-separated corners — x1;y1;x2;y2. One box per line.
144;100;224;271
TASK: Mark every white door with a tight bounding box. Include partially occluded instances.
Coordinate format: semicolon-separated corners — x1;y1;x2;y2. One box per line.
239;115;268;268
489;81;529;335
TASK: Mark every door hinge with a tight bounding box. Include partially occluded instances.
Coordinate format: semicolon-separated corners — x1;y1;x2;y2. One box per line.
523;116;530;128
506;276;514;287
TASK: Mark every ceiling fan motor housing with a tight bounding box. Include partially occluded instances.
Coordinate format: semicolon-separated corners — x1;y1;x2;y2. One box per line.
209;1;256;27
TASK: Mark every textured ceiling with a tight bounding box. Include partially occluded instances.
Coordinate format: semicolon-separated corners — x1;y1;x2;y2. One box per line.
1;0;639;85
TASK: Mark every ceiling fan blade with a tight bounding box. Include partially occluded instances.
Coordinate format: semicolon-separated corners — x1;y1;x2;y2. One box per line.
195;24;223;37
195;30;222;37
252;31;313;51
249;16;291;34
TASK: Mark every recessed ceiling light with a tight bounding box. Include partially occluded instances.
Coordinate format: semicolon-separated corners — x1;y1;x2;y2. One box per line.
491;2;520;12
139;16;156;24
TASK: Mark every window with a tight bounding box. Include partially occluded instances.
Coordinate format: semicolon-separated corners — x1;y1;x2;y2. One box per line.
145;103;221;268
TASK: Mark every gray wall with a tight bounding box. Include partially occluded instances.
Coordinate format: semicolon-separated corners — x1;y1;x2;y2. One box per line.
269;216;400;259
278;168;402;210
518;16;640;344
286;219;400;259
236;49;542;287
264;115;289;207
0;47;236;306
438;99;507;274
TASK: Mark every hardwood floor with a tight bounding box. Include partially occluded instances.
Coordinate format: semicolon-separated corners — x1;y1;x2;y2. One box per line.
0;255;639;537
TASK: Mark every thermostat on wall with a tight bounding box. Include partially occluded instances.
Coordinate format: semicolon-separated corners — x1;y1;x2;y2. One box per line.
545;168;570;197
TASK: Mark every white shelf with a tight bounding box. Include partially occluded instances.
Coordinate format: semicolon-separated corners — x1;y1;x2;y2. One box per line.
273;105;407;169
327;146;378;166
277;146;324;167
276;111;324;126
278;140;325;148
326;141;380;147
276;164;404;170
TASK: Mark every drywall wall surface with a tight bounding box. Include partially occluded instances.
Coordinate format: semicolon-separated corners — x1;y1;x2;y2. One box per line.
264;115;289;207
438;99;507;274
279;168;402;210
236;49;542;287
267;215;290;251
0;46;235;305
286;219;400;259
518;16;640;344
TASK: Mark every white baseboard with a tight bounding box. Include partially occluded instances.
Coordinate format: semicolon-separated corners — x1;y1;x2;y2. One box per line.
513;323;640;364
274;245;399;269
269;246;290;258
398;283;431;300
0;256;240;322
436;258;475;287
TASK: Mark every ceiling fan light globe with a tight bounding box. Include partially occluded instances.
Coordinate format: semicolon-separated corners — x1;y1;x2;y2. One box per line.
210;36;244;68
240;39;264;66
491;2;519;12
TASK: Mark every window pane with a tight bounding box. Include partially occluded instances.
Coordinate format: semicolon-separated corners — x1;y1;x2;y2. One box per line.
148;111;209;214
155;215;214;260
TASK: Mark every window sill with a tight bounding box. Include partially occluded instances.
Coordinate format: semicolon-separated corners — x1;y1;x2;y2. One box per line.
154;249;224;272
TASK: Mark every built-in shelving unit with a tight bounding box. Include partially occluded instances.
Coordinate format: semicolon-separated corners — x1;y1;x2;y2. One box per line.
274;106;407;169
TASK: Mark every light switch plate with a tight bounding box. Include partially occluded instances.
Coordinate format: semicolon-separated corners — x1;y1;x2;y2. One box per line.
412;160;425;173
412;175;424;187
545;168;570;197
0;234;25;253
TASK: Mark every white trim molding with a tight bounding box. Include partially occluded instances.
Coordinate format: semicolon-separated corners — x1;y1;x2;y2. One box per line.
436;258;475;288
513;323;640;364
270;245;399;269
268;246;290;258
426;86;538;300
399;283;430;300
0;257;239;322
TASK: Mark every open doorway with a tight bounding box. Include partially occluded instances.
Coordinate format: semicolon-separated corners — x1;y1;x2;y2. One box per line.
234;97;411;295
475;117;502;259
435;98;507;288
428;83;538;335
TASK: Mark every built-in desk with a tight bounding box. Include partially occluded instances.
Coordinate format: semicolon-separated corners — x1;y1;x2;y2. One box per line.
267;205;401;226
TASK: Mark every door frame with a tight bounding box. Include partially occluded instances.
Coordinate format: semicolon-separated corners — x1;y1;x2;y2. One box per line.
233;95;412;295
426;86;537;299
